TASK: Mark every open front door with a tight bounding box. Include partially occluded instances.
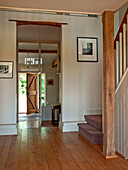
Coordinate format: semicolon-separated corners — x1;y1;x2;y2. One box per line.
27;73;37;114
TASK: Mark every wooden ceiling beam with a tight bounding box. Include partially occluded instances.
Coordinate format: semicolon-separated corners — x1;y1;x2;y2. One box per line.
9;20;68;27
18;49;57;54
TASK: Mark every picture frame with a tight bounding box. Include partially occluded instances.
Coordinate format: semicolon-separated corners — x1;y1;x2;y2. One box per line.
77;37;98;62
47;79;54;86
0;61;13;79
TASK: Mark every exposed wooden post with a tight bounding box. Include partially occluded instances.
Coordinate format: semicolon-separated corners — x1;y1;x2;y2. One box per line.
102;11;117;158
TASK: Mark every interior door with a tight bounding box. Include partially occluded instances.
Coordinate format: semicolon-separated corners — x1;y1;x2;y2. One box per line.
27;73;37;114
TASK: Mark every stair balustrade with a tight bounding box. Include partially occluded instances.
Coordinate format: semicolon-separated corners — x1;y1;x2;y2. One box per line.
115;8;128;89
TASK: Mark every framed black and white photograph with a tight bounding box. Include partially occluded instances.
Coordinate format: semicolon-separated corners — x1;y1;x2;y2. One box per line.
77;37;98;62
0;61;13;79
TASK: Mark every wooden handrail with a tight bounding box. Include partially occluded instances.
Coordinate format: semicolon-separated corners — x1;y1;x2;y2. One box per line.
114;8;128;49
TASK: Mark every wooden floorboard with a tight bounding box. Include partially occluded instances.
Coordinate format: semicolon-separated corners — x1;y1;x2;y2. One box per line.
49;128;81;170
5;130;21;170
0;136;13;170
33;129;49;170
0;120;128;170
18;129;29;170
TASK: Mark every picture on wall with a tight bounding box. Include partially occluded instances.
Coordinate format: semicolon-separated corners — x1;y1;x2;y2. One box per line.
77;37;98;62
0;61;13;79
47;79;54;86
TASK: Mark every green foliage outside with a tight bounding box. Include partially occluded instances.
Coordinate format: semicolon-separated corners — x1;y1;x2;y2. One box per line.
41;74;45;106
19;74;27;95
19;73;45;106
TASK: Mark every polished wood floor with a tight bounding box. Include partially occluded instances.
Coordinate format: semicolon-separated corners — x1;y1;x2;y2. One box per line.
0;120;128;170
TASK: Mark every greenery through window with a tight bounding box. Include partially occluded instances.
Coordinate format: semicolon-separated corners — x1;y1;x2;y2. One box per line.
19;73;45;106
19;73;27;95
41;74;45;106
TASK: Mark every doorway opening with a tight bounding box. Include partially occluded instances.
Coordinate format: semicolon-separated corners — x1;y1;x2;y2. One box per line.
18;73;27;114
18;72;46;124
16;22;62;128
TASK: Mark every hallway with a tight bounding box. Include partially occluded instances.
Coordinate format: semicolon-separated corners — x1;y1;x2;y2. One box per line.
0;121;128;170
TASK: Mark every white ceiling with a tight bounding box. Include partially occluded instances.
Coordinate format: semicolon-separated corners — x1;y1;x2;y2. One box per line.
0;0;127;14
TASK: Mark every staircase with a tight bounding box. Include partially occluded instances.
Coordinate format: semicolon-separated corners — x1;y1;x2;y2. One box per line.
78;115;103;144
78;8;128;148
115;8;128;158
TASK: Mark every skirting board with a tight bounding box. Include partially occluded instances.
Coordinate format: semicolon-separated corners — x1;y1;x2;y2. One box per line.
60;121;87;132
0;124;17;135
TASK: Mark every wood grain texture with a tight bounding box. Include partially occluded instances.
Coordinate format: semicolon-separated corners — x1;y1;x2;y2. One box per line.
0;121;128;169
9;20;68;27
102;11;116;157
27;73;37;114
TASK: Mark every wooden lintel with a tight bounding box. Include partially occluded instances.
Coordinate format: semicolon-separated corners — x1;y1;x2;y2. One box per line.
18;49;57;54
9;20;68;27
52;57;58;67
102;11;116;158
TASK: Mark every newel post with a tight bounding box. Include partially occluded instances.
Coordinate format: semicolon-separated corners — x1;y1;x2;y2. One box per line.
102;11;117;158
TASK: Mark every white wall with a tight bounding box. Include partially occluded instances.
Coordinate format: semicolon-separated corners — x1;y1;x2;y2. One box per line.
0;12;17;134
114;3;128;39
0;13;16;124
119;3;128;26
62;16;103;122
114;11;119;38
0;10;103;134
